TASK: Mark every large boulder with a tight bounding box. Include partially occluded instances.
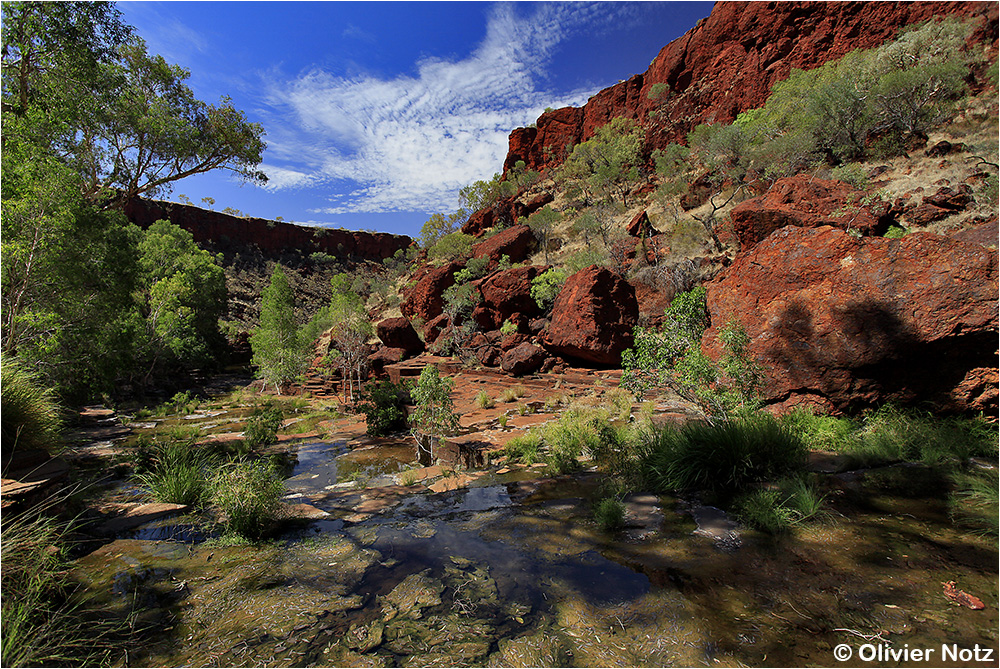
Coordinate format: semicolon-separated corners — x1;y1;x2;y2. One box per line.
703;226;998;414
729;175;890;249
501;342;548;377
543;266;639;366
476;265;546;330
471;225;535;265
376;317;424;354
400;260;464;322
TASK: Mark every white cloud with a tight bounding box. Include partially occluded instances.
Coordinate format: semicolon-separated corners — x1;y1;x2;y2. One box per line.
260;2;626;214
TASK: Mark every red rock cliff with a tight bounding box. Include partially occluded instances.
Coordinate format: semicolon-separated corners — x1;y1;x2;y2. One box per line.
505;1;998;173
124;198;412;261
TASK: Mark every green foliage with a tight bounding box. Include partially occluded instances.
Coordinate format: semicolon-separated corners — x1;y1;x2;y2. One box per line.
2;3;265;207
138;219;227;368
883;224;909;239
640;413;806;495
1;3;264;402
737;17;973;171
530;267;568;312
243;404;283;448
251;265;306;390
326;273;373;403
428;231;474;261
1;358;62;460
499;319;518;336
559;117;643;206
949;468;999;537
453;257;490;284
594;497;626;531
499;384;527;403
1;504;114;667
138;441;212;506
830;163;869;189
647;82;669;101
420;212;467;250
504;431;542;465
565;248;610;273
474;390;494;409
411;366;460;463
687;122;753;185
357;380;409;437
458;173;505;213
733;489;796;534
734;475;826;533
500;160;541;198
212;459;284;539
442;281;481;324
623;286;762;421
525;205;561;262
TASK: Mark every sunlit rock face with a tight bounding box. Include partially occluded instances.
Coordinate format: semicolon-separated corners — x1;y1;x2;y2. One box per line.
704;226;998;415
543;265;639;366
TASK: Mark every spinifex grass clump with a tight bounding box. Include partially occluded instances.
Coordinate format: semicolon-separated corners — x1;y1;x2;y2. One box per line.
734;475;827;534
640;412;807;495
1;502;122;667
594;497;626;531
212;459;284;539
949;468;999;537
783;405;998;468
138;441;214;506
1;359;62;460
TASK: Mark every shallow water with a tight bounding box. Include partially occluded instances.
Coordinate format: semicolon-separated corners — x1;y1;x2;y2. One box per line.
73;441;999;667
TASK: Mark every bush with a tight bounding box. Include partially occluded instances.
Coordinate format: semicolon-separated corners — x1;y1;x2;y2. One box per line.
499;384;527;403
212;459;284;539
594;498;626;531
1;360;62;460
530;268;568;311
429;231;474;262
357;380;409;436
243;404;283;448
830;163;869;189
640;413;807;495
499;319;518;336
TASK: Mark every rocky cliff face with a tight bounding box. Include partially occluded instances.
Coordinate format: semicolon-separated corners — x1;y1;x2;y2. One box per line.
125;198;412;262
505;1;998;174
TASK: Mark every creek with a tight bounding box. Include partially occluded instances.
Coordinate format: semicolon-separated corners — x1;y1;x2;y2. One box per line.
72;420;998;667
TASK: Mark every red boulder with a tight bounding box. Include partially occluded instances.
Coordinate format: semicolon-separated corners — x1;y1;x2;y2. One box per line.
703;226;998;414
471;224;536;265
501;342;548;377
400;261;463;322
543;266;639;366
730;175;889;249
375;317;424;354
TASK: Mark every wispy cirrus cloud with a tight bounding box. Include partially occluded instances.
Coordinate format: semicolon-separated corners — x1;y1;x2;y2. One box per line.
259;2;633;215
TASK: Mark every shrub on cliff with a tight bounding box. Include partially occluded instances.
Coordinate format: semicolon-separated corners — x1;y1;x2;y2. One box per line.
739;17;974;171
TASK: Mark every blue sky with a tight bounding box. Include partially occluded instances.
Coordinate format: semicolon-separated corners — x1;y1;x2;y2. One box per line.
120;1;713;238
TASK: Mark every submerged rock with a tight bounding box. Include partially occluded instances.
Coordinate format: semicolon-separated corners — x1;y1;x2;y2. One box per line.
381;569;444;620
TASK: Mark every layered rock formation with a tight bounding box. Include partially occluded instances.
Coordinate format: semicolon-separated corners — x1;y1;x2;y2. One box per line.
703;226;998;414
504;1;997;174
125;198;411;261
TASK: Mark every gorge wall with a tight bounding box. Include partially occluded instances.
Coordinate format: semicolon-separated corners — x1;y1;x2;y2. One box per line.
504;1;998;174
124;198;412;262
